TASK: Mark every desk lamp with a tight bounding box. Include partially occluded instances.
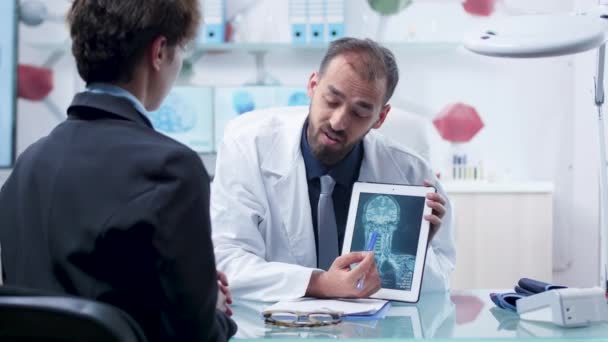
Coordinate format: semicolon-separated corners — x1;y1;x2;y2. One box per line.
463;2;608;327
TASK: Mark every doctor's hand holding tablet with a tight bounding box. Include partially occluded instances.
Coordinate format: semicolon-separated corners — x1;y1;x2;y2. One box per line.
423;179;447;243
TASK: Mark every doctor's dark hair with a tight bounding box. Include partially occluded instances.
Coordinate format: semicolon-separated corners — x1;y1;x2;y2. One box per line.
67;0;201;84
318;37;399;104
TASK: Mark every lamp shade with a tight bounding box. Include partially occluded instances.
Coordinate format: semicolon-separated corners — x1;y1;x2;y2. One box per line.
433;103;484;143
464;14;607;58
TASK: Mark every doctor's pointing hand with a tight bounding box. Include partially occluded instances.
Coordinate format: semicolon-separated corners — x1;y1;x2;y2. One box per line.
306;251;381;298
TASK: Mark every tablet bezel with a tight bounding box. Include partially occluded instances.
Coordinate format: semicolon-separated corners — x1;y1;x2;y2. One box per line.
341;182;434;303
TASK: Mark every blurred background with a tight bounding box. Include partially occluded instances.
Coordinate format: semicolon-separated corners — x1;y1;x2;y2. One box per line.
0;0;603;291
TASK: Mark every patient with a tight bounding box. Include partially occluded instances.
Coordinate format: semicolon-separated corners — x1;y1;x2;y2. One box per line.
0;1;235;341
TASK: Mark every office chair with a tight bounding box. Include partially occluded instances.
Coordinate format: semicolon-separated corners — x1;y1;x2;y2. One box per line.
0;286;148;342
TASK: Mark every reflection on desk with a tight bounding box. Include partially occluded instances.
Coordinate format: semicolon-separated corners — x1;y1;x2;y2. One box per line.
231;291;454;339
231;290;608;341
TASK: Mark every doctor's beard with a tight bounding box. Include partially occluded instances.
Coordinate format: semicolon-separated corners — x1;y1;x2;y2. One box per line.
307;116;360;168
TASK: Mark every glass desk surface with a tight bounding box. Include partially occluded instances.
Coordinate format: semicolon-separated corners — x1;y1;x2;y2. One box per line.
230;289;608;341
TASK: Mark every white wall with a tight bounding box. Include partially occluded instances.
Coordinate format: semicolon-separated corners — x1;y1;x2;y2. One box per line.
8;0;601;286
565;0;606;287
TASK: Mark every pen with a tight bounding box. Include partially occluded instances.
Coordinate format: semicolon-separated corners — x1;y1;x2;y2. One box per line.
357;231;379;290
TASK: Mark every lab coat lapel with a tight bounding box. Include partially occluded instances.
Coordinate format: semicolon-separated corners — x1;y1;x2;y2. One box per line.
359;133;382;182
261;112;317;268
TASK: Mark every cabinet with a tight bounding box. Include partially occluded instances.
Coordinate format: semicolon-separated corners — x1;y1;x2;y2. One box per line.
446;182;554;289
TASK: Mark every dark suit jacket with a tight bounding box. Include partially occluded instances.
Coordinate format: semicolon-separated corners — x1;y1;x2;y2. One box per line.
0;92;237;342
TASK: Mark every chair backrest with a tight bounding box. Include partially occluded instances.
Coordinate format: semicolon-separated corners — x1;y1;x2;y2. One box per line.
0;286;147;342
375;106;434;163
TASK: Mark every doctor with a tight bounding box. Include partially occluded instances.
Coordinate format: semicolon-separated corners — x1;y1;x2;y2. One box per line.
211;37;456;302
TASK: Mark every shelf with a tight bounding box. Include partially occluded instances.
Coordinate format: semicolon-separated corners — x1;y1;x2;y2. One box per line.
443;181;554;194
196;41;461;53
29;41;462;56
28;41;71;52
197;42;329;52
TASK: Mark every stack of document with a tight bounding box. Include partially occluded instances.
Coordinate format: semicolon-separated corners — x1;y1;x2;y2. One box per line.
264;297;390;318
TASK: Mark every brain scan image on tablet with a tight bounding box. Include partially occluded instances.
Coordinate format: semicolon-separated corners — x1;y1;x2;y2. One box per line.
343;182;432;302
352;193;425;291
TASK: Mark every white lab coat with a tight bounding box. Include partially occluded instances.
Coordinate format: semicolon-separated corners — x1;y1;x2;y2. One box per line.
211;107;456;302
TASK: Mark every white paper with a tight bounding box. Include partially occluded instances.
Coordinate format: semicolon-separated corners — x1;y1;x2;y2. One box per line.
264;297;389;316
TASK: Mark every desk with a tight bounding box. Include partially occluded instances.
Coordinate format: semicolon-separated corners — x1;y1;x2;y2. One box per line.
231;289;608;341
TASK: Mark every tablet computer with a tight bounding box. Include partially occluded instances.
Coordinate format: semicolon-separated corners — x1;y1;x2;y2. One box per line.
342;182;434;303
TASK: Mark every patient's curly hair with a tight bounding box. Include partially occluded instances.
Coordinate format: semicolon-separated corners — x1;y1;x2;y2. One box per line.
67;0;201;84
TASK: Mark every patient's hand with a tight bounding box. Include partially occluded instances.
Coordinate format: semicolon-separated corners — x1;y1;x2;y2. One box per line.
216;271;233;316
423;179;446;243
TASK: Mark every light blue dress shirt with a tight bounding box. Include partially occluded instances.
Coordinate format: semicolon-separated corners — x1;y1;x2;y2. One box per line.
86;83;148;116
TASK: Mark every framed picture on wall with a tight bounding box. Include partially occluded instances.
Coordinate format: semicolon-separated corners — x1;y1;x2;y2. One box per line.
148;86;214;154
214;86;309;149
